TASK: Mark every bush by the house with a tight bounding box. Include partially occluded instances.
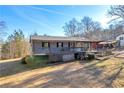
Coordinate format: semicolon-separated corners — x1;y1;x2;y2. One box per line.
21;57;26;64
25;55;49;68
87;54;95;60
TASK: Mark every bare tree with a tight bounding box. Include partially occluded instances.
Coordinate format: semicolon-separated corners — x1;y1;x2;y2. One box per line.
0;21;7;36
0;21;7;59
63;18;79;37
80;17;102;40
1;29;30;59
107;5;124;39
63;17;103;40
108;5;124;25
63;14;123;41
114;24;124;35
81;17;94;32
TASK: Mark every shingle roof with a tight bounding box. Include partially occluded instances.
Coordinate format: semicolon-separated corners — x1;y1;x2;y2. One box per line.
30;35;100;42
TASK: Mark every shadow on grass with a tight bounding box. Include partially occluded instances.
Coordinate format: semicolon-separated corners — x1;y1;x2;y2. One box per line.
0;59;32;77
0;58;79;77
0;58;123;88
34;61;105;88
105;66;123;87
0;63;75;87
0;60;106;88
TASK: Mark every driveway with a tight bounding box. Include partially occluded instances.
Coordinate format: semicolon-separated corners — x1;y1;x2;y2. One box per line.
0;57;124;88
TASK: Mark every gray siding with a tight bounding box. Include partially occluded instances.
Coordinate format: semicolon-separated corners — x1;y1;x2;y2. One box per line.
32;40;88;54
32;41;71;54
63;42;68;47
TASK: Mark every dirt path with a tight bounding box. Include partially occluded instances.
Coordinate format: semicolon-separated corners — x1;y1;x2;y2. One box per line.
0;57;124;88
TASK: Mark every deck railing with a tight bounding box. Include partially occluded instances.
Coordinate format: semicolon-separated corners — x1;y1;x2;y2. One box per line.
33;47;86;54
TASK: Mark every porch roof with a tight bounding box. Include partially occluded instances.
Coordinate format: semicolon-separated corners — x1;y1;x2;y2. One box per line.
98;40;117;45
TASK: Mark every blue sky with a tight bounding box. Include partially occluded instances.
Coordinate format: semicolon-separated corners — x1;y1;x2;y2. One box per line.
0;5;111;38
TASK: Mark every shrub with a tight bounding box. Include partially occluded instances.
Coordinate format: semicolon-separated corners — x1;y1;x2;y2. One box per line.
21;57;27;64
87;54;95;60
25;55;49;68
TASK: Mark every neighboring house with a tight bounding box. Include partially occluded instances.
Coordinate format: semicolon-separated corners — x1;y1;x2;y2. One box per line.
116;33;124;47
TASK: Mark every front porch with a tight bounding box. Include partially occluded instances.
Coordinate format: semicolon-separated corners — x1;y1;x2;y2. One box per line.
31;40;98;55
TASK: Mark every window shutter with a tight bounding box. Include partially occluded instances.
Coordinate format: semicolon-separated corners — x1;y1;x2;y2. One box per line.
57;42;58;47
48;42;50;48
68;42;70;47
42;42;44;47
62;42;63;47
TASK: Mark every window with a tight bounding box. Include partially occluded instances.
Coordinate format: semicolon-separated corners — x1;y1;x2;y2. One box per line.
120;37;123;40
42;42;50;48
84;43;89;48
69;42;74;47
57;42;63;47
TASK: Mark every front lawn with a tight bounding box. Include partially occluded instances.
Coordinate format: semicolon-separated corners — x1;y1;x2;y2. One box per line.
0;57;124;88
0;58;31;77
95;57;124;87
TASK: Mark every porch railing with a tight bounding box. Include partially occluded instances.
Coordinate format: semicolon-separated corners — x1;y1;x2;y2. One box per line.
33;47;87;54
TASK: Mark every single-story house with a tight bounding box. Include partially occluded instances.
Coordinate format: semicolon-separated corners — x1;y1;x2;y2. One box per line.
30;35;100;55
116;33;124;47
30;35;101;62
